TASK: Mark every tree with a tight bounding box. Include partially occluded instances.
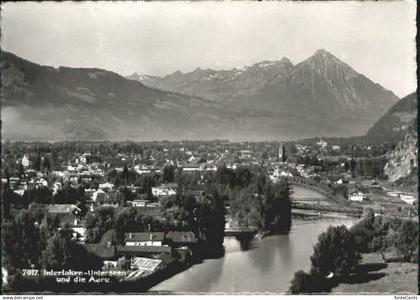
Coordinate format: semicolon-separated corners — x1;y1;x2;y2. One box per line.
1;222;21;268
85;207;115;243
42;156;51;172
163;165;175;183
117;256;130;270
41;226;74;270
197;187;225;256
115;207;137;242
32;153;42;171
395;220;418;262
122;164;130;186
351;208;375;252
235;166;252;187
17;163;25;177
263;180;291;232
372;216;389;261
230;187;263;229
289;270;312;294
310;225;360;279
1;183;12;219
2;210;44;268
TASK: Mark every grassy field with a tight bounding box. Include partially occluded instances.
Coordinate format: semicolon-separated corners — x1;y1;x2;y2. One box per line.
332;253;418;294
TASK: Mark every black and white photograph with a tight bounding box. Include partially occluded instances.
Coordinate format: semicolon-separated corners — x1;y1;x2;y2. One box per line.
0;0;418;295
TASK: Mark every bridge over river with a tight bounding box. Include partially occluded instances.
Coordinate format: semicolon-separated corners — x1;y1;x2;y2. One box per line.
290;185;363;217
224;214;257;237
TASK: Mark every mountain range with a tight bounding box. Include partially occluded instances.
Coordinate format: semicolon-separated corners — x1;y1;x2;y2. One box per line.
1;49;400;141
128;49;399;132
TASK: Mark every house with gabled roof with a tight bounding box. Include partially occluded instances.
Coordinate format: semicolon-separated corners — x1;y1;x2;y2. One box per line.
165;231;197;247
124;232;165;247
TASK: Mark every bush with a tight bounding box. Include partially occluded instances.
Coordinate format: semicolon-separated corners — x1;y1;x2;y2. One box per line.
289;270;312;294
289;269;334;294
310;225;360;279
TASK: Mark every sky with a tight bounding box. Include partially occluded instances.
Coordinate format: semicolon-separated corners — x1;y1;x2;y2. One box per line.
1;1;417;97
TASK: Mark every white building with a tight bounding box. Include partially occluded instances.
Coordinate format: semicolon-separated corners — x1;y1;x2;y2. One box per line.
152;184;177;197
349;191;365;202
80;153;91;164
21;155;30;168
130;200;150;207
99;182;114;191
182;165;201;172
124;232;165;247
317;139;328;149
399;194;416;205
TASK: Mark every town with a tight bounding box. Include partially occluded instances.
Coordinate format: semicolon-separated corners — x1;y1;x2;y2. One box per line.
1;137;417;292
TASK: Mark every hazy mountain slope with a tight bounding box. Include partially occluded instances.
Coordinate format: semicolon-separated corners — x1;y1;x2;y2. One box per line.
366;92;417;139
0;50;234;141
130;49;399;136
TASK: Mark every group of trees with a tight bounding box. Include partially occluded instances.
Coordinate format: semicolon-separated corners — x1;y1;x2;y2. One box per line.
350;209;418;263
1;182;89;221
354;158;388;179
160;186;226;256
220;167;291;233
289;209;418;294
1;208;102;274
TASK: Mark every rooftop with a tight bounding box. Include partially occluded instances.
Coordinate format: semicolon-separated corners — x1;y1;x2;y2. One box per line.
125;232;165;242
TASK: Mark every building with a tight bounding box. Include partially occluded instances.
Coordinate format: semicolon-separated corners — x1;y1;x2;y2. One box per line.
332;145;341;151
46;204;82;214
80;153;91;164
52;181;62;194
151;183;178;197
349;190;365;202
399;194;416;205
241;150;252;160
130;257;162;272
130;199;150;207
182;165;201;172
115;245;172;258
99;182;114;191
317;139;328;149
165;231;197;247
278;143;285;163
124;232;165;247
128;206;161;217
96;191;123;207
21;155;30;168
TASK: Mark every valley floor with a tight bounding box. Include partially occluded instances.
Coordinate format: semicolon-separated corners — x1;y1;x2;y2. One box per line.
331;253;418;294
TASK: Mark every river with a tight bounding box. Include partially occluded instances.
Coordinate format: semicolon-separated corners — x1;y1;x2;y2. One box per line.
292;185;325;199
150;187;356;293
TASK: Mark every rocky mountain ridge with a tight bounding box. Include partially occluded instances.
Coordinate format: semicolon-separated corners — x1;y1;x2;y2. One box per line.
384;125;418;182
129;49;399;128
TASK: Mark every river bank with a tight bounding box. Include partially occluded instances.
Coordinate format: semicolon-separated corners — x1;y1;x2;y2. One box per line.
331;252;417;294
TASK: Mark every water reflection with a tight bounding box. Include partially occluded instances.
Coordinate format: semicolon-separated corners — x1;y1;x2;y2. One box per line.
248;235;276;275
276;234;292;268
236;235;256;251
